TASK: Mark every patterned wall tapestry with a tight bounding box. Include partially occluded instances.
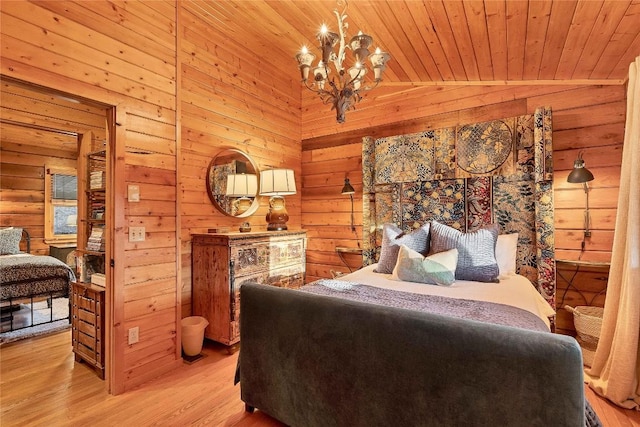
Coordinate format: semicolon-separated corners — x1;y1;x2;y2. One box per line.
362;107;556;308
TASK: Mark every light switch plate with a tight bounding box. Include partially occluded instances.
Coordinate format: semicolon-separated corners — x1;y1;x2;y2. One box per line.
128;184;140;202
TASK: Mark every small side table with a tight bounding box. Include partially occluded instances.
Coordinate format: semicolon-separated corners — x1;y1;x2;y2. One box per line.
335;246;363;273
556;259;610;307
49;243;77;265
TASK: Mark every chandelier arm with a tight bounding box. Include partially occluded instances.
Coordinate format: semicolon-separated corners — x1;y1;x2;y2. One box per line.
332;3;348;71
356;79;381;93
345;67;365;89
302;79;327;95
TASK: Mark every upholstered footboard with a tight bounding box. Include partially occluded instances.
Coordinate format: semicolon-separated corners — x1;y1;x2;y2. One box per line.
237;283;586;427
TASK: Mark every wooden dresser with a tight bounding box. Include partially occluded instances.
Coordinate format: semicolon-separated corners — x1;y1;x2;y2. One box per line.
71;281;105;379
191;230;307;347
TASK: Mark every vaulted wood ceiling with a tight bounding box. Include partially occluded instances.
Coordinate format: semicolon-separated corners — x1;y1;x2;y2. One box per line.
192;0;640;85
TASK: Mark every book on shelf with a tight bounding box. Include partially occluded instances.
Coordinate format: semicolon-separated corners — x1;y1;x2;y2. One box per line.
90;170;105;189
91;273;106;287
86;226;105;252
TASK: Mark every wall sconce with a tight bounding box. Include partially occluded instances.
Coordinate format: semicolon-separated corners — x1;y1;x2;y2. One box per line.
567;152;595;252
341;178;356;232
226;174;257;216
259;169;296;231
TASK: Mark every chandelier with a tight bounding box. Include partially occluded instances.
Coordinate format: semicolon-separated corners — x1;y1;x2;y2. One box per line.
295;1;391;124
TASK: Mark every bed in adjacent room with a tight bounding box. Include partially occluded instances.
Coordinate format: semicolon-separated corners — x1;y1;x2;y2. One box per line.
236;108;601;426
0;227;75;334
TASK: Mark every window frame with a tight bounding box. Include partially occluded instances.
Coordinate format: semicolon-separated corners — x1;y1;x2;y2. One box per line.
44;166;78;244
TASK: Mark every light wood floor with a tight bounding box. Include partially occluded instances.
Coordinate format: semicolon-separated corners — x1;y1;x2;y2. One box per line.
1;330;639;426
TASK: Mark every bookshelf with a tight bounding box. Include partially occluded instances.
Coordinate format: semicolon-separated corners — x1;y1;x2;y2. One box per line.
77;150;106;282
72;148;106;378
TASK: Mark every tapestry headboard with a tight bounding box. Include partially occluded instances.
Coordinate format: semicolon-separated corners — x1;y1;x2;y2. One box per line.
362;107;556;308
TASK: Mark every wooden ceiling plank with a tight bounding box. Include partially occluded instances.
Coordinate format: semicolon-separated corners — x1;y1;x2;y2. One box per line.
406;2;454;80
609;30;640;79
523;1;552;80
370;1;436;81
339;1;415;81
554;0;605;79
484;0;508;80
592;1;640;78
572;0;632;79
538;1;578;79
506;0;528;80
423;1;468;80
462;0;494;80
442;0;481;80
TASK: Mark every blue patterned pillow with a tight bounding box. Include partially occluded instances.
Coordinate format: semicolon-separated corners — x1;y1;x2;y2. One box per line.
0;227;23;255
429;221;500;283
374;223;430;274
391;245;458;286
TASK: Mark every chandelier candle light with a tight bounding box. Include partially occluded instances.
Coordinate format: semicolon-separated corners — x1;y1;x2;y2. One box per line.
295;1;391;124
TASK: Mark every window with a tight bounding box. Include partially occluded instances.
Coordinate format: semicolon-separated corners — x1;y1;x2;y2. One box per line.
45;167;78;243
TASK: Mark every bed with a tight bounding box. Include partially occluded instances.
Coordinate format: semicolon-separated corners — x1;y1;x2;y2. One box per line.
0;227;75;333
235;108;601;425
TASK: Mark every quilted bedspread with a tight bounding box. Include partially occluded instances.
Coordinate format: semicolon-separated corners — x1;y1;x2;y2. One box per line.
301;279;549;332
0;254;75;299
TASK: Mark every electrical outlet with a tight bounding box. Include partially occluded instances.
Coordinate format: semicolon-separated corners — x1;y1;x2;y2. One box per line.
129;226;145;242
128;326;139;344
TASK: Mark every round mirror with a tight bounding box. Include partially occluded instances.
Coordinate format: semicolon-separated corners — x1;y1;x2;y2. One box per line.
206;148;260;218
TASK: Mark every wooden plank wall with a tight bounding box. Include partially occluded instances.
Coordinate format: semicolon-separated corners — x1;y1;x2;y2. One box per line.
177;2;302;318
0;1;179;394
0;81;106;255
301;84;626;335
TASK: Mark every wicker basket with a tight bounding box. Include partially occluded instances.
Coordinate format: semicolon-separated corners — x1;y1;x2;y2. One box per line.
565;305;604;367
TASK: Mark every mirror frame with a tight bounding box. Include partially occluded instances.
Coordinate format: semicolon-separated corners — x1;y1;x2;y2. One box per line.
205;148;260;218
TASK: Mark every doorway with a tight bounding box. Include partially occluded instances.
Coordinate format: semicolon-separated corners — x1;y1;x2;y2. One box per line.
0;75;115;389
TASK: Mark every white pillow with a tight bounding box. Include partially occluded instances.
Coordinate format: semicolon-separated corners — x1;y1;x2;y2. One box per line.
391;245;458;286
495;233;518;278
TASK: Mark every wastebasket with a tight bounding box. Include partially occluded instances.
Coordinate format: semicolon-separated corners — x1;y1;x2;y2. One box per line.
181;316;209;357
564;305;603;367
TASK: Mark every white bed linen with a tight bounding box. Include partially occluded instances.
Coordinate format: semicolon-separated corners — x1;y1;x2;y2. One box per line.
338;264;556;329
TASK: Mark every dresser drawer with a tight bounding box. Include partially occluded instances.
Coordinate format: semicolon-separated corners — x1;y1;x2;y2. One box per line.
231;237;305;277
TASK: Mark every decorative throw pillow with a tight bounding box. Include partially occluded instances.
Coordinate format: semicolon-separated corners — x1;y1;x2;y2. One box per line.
391;245;458;286
496;233;519;277
429;221;500;283
374;223;430;274
0;227;23;255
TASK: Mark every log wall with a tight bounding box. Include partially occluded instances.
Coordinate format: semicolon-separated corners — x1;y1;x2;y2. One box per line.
301;84;626;334
1;1;179;394
177;3;302;318
0;80;106;255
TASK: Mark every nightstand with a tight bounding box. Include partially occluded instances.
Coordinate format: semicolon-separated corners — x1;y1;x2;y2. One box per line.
49;243;77;265
335;246;363;273
556;259;610;307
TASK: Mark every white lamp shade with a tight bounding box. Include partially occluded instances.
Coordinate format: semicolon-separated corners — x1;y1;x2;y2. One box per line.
259;169;296;196
226;174;258;197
